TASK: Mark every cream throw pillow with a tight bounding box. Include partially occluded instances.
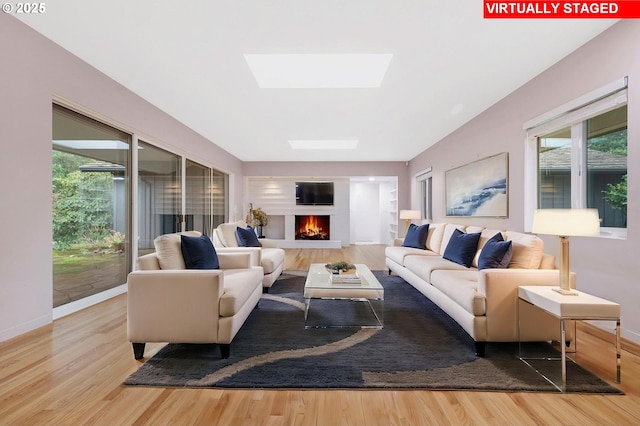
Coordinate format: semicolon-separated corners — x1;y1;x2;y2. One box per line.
217;220;247;247
154;231;201;270
505;231;544;269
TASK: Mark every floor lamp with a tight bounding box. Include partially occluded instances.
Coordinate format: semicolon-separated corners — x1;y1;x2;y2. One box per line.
399;210;421;234
531;209;600;295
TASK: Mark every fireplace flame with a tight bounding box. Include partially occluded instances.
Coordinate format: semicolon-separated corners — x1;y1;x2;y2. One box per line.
296;215;329;240
301;216;323;236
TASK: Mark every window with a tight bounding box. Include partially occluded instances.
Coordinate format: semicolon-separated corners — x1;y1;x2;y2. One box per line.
525;78;627;236
137;142;181;254
185;160;229;234
416;169;433;221
52;104;231;314
212;168;229;229
52;105;131;307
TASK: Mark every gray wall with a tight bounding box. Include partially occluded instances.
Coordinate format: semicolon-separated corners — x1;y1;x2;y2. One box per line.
408;20;640;344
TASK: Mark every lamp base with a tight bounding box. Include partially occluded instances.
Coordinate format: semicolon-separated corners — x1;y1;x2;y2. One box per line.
553;287;579;296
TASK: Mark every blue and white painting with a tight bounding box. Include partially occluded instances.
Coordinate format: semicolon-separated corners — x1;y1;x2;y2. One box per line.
445;153;508;217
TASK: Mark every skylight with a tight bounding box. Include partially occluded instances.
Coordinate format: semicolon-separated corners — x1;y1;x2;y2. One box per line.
244;54;393;88
289;140;359;150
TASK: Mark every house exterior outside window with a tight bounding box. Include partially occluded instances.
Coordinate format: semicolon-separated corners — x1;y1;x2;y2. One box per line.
524;78;627;237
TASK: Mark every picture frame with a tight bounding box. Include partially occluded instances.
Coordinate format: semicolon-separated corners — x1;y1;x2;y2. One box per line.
445;152;508;217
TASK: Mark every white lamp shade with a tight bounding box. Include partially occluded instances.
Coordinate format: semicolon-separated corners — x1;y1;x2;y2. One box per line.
532;209;600;237
399;210;421;220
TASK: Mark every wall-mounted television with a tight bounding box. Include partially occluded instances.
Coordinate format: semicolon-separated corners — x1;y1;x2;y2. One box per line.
295;182;334;206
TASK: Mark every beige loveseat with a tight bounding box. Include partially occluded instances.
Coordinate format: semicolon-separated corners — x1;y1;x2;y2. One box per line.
127;231;263;359
212;220;285;290
386;222;572;356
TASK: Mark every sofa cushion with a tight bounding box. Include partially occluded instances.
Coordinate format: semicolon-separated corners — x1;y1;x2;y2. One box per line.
219;268;262;317
404;254;469;284
261;247;285;274
236;226;261;247
478;233;513;270
425;223;447;254
442;229;481;268
180;234;220;269
385;246;437;266
505;231;544;269
402;223;430;249
431;270;486;316
217;220;246;247
154;231;201;270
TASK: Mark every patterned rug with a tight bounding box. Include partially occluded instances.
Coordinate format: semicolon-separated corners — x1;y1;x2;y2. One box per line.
124;271;621;393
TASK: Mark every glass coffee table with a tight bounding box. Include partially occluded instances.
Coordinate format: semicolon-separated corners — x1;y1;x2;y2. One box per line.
303;263;384;329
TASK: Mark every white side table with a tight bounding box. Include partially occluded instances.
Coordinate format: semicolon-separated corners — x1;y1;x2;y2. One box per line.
518;286;620;391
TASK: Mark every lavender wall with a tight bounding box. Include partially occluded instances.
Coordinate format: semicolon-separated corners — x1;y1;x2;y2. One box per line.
0;15;244;341
409;20;640;344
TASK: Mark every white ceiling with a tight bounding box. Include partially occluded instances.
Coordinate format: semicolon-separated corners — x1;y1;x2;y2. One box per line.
15;1;617;162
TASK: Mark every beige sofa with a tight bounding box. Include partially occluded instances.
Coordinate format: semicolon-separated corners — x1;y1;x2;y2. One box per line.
127;232;263;359
212;220;285;290
386;222;572;356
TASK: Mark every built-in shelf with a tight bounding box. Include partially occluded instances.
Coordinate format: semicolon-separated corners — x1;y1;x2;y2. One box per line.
389;181;398;240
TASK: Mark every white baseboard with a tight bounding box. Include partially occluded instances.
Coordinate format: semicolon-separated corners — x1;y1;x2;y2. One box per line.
0;314;52;343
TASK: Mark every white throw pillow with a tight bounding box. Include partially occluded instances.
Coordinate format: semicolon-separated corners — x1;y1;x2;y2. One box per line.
154;231;201;270
505;231;544;269
217;221;246;247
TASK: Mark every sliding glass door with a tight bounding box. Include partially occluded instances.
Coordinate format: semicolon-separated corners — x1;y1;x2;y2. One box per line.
52;105;131;308
185;160;229;235
52;105;230;310
137;142;181;255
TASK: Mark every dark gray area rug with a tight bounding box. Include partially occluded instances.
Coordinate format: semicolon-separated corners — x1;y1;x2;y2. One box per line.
124;271;621;393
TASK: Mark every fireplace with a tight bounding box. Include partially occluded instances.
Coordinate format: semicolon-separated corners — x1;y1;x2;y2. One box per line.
295;215;330;240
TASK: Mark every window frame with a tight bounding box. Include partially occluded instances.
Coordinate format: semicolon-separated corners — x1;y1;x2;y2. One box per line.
416;168;433;222
523;78;628;239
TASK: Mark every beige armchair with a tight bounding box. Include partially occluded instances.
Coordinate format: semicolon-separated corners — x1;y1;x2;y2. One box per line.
127;232;263;359
212;220;285;291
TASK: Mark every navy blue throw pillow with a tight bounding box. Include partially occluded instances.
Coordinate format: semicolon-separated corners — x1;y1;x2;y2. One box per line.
402;223;430;250
236;226;261;247
478;232;513;270
180;234;220;269
442;229;481;268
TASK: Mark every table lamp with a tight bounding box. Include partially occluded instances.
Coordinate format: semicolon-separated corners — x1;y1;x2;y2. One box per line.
531;209;600;295
399;210;421;233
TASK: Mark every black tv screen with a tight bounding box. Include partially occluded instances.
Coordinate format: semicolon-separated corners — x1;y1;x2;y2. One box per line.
295;182;334;206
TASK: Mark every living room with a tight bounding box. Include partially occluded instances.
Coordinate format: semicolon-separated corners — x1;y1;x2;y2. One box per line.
2;4;640;424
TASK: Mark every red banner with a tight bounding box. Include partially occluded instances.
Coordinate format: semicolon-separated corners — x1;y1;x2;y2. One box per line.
484;1;640;18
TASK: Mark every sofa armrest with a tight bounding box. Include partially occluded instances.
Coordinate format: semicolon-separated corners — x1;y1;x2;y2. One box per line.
259;238;279;248
214;247;261;267
478;269;575;341
136;252;160;270
217;252;252;269
127;269;224;343
479;269;575;311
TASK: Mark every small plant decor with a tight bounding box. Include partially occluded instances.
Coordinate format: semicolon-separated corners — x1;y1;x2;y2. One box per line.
325;261;356;274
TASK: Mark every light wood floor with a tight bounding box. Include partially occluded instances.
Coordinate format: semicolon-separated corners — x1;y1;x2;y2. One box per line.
2;245;640;425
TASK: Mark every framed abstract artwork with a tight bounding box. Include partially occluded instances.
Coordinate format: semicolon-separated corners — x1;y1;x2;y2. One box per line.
445;152;508;217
